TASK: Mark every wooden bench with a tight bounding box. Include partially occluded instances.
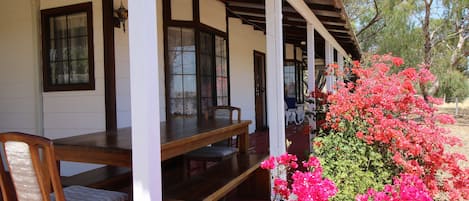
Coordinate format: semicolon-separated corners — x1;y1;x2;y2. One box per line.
61;166;132;191
163;154;268;201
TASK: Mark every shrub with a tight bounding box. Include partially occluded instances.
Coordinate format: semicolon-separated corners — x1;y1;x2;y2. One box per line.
261;154;338;201
313;54;468;200
356;174;432;201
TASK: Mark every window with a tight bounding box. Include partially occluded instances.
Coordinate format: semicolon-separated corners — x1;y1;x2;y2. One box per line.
167;27;197;117
284;61;297;98
41;3;94;91
215;35;228;106
284;60;305;103
166;27;228;118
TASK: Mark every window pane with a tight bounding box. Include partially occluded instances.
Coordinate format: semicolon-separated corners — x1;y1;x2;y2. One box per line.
181;28;195;51
168;27;182;51
50;38;68;61
51;62;69;85
216;77;227;96
68;13;87;37
169;75;183;98
49;16;67;39
182;52;196;74
70;60;89;84
168;51;182;74
216;57;226;76
200;54;212;76
201;76;212;97
215;36;226;57
284;63;296;98
184;98;197;116
169;98;183;116
183;75;197;98
217;97;228;106
201;97;213;113
69;37;88;60
200;32;212;54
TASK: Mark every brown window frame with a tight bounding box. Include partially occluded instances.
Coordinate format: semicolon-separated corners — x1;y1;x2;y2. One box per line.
41;2;95;92
163;0;230;120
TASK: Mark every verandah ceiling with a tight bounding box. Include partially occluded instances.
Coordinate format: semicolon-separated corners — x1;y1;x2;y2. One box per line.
222;0;361;60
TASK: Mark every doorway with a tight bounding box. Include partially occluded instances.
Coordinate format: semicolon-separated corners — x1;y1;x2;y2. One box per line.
253;51;267;131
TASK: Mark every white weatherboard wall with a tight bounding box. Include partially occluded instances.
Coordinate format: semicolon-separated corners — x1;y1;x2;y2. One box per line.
228;18;266;133
41;0;106;176
200;0;226;32
114;0;132;128
171;0;192;21
0;1;42;135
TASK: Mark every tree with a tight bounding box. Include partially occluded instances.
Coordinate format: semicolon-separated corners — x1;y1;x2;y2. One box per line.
343;0;469;100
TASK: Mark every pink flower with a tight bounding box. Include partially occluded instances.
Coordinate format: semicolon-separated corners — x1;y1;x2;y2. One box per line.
277;153;297;166
262;153;337;201
260;156;275;170
356;174;432;201
303;156;320;168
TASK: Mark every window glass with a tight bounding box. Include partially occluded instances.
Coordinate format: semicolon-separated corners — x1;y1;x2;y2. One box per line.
215;36;228;106
167;27;197;117
284;61;296;98
200;32;214;113
42;3;94;91
166;26;229;119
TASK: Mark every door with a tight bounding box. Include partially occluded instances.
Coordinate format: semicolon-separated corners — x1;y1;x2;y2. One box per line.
254;51;267;131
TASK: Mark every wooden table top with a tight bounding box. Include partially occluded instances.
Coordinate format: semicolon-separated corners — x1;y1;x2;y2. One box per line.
53;118;251;164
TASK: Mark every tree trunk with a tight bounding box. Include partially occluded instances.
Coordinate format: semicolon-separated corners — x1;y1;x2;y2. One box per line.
421;0;433;102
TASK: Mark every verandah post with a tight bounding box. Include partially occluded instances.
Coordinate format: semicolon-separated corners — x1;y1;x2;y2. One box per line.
307;23;316;152
265;0;286;199
128;0;162;200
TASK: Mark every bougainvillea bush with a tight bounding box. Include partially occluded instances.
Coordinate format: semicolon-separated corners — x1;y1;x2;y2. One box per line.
356;173;432;201
261;154;338;201
313;54;469;200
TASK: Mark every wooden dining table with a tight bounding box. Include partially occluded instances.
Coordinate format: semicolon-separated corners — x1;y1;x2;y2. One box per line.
53;118;251;168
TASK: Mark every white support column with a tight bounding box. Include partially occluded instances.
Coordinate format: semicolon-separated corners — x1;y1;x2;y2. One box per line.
338;53;344;82
128;1;161;201
307;23;316;152
325;41;334;92
266;0;286;158
266;2;286;199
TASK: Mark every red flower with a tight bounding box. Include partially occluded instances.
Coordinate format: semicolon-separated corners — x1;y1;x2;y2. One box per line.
391;57;404;67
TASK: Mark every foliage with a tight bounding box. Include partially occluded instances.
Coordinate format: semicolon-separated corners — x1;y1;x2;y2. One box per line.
433;69;469;101
356;174;433;201
261;154;338;201
343;0;469;99
313;129;395;201
305;88;330;130
314;54;469;200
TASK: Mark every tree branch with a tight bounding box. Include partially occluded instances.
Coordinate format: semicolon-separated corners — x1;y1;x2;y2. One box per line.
356;0;381;37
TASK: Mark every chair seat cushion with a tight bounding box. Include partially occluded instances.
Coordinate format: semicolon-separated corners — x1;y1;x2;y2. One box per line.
186;146;238;159
50;185;128;201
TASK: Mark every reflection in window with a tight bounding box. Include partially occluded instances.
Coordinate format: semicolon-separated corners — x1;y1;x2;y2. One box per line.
166;26;229;119
284;61;296;98
41;3;94;91
215;36;228;106
168;27;197;117
200;32;214;114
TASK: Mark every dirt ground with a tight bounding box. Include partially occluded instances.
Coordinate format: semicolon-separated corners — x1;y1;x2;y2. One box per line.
438;99;469;168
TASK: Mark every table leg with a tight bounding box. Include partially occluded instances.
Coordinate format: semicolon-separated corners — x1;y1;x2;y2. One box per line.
238;127;249;154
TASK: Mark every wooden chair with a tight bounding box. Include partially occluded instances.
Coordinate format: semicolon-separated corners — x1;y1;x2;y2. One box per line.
184;106;241;175
0;132;128;201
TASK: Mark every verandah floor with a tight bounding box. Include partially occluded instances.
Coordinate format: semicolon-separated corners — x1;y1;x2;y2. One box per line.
112;123;310;201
